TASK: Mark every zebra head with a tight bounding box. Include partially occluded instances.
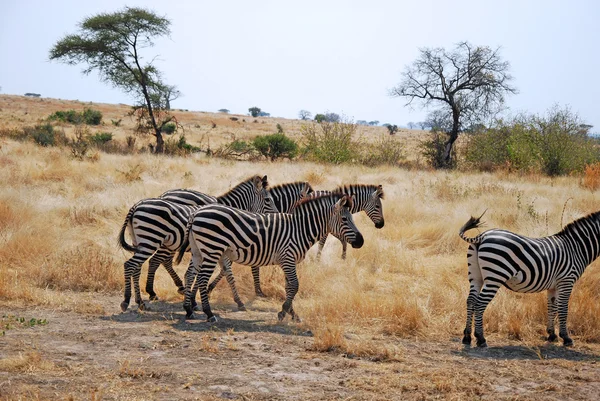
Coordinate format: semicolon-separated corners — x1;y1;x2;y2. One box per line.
331;195;364;249
367;185;385;229
248;175;278;214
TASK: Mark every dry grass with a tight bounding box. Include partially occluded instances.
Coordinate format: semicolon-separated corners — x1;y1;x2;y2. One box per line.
2;96;600;363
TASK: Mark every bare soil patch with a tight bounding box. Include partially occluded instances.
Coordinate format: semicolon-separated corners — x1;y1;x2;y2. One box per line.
2;296;599;400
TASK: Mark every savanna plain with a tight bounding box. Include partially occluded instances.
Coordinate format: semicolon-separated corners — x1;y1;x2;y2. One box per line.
1;95;600;400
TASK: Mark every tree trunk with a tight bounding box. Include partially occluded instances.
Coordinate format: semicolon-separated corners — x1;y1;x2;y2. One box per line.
442;106;461;168
155;130;164;153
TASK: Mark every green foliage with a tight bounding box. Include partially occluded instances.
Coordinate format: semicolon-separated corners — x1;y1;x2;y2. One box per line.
111;118;122;126
465;106;598;175
164;135;201;155
301;120;359;164
88;132;113;145
419;131;453;169
48;108;103;125
360;135;405;167
253;133;298;161
24;124;67;147
248;107;261;117
49;7;175;152
276;123;284;134
161;122;177;134
213;135;258;160
314;114;326;123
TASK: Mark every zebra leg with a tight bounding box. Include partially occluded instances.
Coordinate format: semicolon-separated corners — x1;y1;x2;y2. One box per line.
183;260;198;319
316;236;327;260
145;252;166;301
473;282;501;348
162;255;185;295
463;244;483;345
556;282;574;346
122;251;151;312
252;266;266;297
221;258;246;311
341;240;347;260
546;288;558;342
207;269;225;295
278;260;300;322
197;262;218;322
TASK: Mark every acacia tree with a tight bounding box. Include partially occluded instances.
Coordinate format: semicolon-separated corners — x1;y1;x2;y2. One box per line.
298;110;312;120
390;41;517;167
49;7;175;153
162;84;181;111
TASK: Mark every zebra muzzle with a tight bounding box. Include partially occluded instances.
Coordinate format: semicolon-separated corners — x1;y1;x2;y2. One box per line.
351;233;364;249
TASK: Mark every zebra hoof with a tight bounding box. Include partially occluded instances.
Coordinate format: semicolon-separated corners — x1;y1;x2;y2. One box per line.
177;287;185;295
462;335;472;346
277;311;286;321
207;316;218;323
292;315;302;323
149;295;158;301
547;333;558;342
185;312;196;320
476;341;488;348
120;301;129;312
563;337;574;347
237;305;247;312
193;305;200;312
137;302;146;311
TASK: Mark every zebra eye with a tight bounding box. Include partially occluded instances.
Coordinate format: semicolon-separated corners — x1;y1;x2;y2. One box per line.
342;216;348;222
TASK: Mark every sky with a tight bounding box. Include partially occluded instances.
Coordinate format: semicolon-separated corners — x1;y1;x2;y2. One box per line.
1;0;599;130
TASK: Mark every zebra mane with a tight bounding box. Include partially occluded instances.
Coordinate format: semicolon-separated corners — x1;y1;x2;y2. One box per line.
558;210;600;235
293;192;350;210
220;175;268;197
332;184;384;200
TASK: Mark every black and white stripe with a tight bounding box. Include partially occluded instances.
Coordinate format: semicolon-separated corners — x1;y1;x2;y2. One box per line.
175;194;365;322
459;211;600;347
117;175;275;312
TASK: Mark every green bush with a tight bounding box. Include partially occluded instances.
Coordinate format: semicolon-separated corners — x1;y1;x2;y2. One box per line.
465;107;598;175
165;135;201;156
301;120;359;164
360;135;405;167
89;132;113;145
253;133;298;161
161;122;177;134
419;131;453;169
25;124;67;147
48;108;102;125
314;114;326;123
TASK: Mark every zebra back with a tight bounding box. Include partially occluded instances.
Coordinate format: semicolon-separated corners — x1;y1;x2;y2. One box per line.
160;189;217;207
269;181;314;213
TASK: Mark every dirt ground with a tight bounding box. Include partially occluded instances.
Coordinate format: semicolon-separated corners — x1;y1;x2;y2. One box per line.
1;295;599;401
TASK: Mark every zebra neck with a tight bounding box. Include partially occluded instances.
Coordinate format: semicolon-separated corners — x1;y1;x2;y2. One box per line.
562;220;600;269
293;205;330;248
217;184;252;210
335;186;370;213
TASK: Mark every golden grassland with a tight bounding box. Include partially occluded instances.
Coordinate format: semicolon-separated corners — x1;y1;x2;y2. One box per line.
1;132;600;355
0;94;424;152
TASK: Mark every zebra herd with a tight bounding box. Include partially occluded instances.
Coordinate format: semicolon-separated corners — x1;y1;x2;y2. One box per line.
119;175;600;347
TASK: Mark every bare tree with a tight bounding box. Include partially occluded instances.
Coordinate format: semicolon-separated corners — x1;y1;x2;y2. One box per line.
162;84;181;110
390;41;517;167
298;110;312;120
407;122;415;129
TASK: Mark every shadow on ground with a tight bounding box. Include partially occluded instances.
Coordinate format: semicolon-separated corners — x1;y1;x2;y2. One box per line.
453;343;600;361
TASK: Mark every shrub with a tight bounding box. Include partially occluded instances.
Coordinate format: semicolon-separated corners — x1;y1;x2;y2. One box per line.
164;135;201;156
386;124;399;135
314;114;326;123
248;107;261;117
301;120;359;164
111;118;122;126
419;131;452;169
253;133;298;161
69;126;90;160
161;122;177;134
213;135;258;160
48;108;102;125
25;124;67;147
360;135;405;167
88;132;113;145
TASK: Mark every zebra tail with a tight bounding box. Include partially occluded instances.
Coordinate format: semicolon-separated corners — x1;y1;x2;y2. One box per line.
459;210;487;244
175;215;194;265
118;204;138;253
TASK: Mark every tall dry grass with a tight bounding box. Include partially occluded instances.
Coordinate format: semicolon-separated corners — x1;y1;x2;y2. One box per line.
2;136;600;353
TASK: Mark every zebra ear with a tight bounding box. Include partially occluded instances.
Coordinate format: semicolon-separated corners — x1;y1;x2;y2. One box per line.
335;195;352;211
374;185;384;199
261;175;269;189
300;183;310;198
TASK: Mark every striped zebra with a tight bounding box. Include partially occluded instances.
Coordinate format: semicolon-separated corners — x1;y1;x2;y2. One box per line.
459;211;600;347
246;184;385;297
117;175;276;312
175;194;364;322
206;181;314;299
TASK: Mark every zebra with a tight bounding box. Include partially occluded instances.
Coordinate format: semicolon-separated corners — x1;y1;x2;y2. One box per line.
247;184;385;297
459;211;600;347
206;181;314;299
117;175;276;312
175;193;364;322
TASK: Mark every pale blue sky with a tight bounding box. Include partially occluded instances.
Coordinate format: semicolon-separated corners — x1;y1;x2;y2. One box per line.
1;0;598;130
